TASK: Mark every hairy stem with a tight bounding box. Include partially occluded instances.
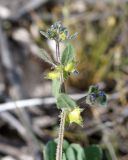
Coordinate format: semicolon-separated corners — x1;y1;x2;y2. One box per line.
56;109;66;160
56;42;61;63
56;42;66;160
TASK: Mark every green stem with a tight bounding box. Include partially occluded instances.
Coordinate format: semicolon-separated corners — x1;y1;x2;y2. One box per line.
55;42;66;160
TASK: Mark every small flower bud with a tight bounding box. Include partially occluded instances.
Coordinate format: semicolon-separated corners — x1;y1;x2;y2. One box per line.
46;71;60;80
40;21;77;42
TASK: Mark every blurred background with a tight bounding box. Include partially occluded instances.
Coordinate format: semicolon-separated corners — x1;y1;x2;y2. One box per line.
0;0;128;160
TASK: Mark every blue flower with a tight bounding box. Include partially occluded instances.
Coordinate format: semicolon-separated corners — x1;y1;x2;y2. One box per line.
86;85;107;106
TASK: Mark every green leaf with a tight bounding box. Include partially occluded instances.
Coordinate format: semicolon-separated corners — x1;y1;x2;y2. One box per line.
63;70;70;79
52;80;61;98
39;48;55;66
66;146;76;160
44;140;56;160
57;93;76;110
63;140;70;151
71;144;86;160
54;139;69;151
85;145;103;160
40;31;49;39
104;148;113;160
61;44;75;65
63;153;67;160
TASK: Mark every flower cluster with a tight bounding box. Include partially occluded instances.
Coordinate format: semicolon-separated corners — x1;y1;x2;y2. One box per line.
86;85;107;106
46;61;78;80
40;21;77;42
